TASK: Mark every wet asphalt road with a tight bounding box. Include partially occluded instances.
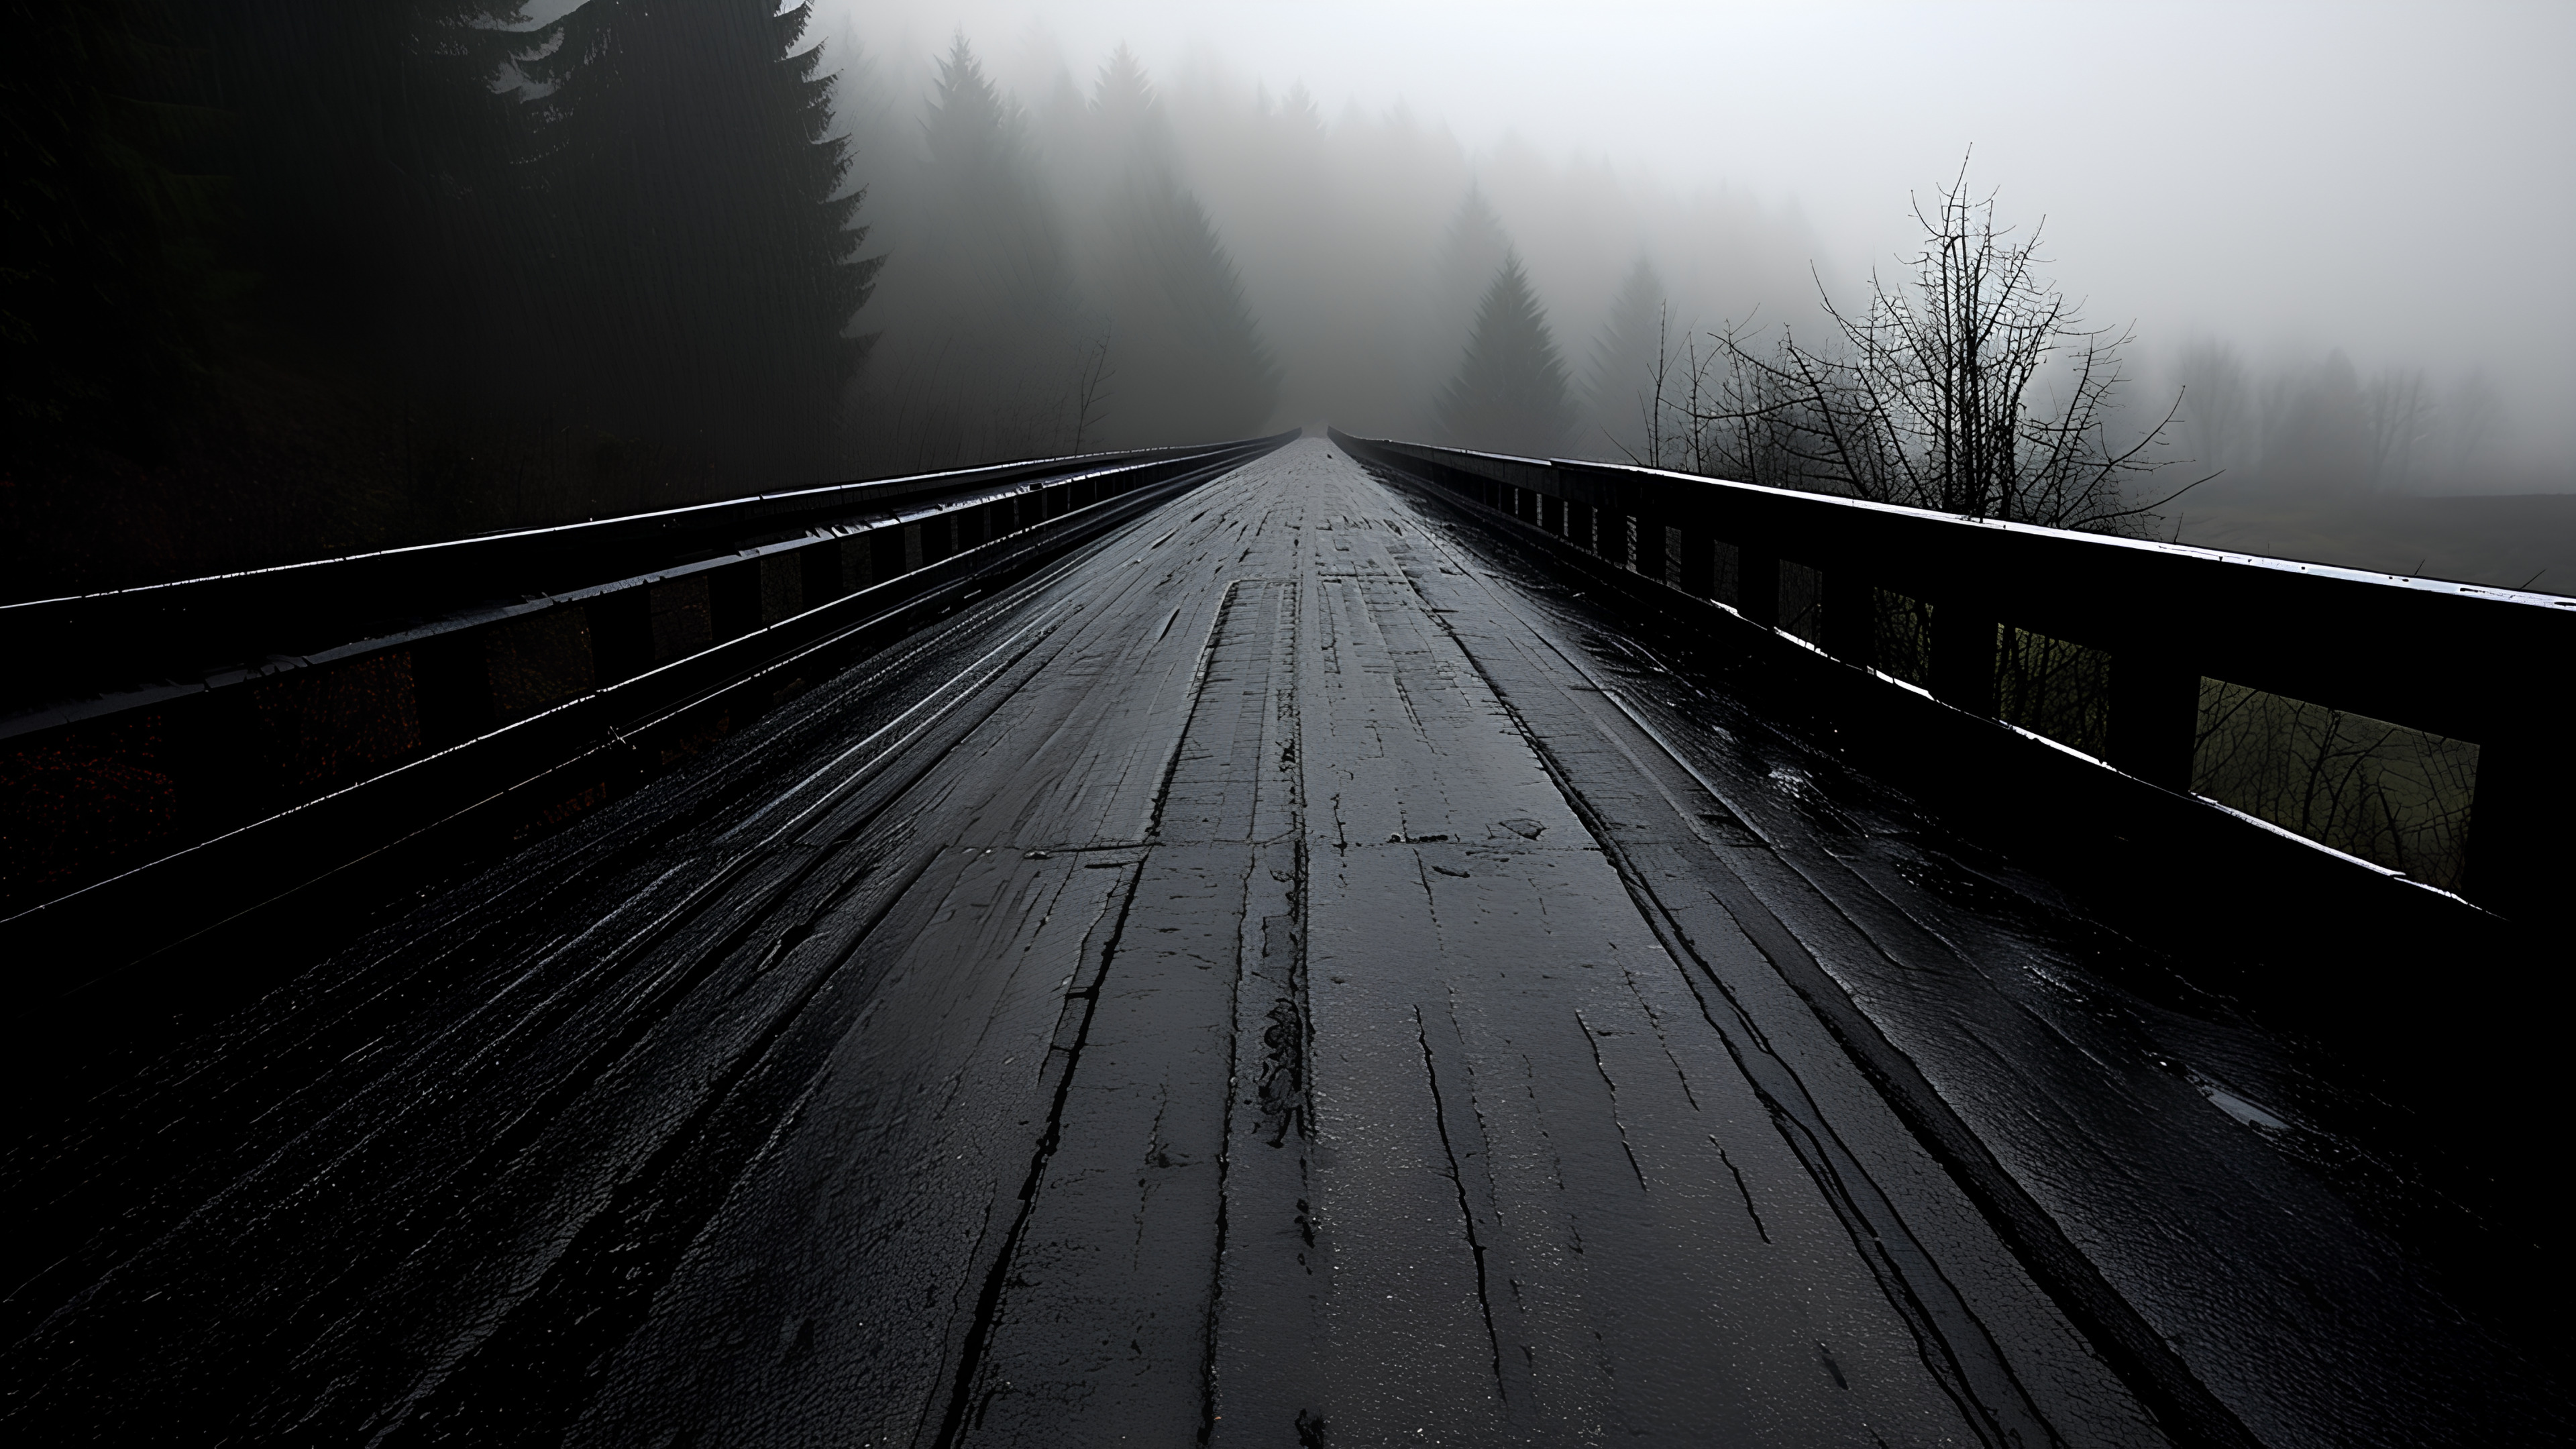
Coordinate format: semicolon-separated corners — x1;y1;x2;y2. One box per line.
2;439;2558;1445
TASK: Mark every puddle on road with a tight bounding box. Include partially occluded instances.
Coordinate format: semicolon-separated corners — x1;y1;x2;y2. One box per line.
2194;1075;2296;1134
2153;1053;2299;1135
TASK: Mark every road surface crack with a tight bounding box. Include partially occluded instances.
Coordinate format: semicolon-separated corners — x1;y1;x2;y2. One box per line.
1413;1004;1507;1403
928;867;1142;1449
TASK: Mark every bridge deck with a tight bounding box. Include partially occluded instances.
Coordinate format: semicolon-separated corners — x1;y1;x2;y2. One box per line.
2;440;2540;1445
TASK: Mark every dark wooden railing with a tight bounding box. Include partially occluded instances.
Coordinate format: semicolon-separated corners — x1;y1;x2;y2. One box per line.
1;434;1294;930
1336;431;2574;920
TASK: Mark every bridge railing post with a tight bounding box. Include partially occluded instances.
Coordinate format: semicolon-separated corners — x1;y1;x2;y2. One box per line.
708;559;763;642
2109;646;2198;791
413;629;494;749
871;523;908;583
843;531;876;593
800;537;847;610
761;552;801;623
1632;513;1665;582
588;586;655;687
1737;545;1781;630
1931;599;1998;715
1822;564;1875;668
1676;526;1715;599
2464;725;2569;920
922;515;958;568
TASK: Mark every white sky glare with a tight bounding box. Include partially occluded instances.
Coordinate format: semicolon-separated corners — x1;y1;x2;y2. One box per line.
822;0;2576;460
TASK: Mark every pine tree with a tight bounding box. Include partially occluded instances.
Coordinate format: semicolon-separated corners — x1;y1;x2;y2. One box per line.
1072;48;1276;445
853;36;1077;464
209;0;537;329
521;0;876;477
906;38;1070;332
1583;256;1666;459
1430;187;1509;368
3;0;536;449
1438;253;1575;457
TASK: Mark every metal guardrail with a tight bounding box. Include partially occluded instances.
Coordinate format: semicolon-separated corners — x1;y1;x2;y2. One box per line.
1;434;1295;928
1336;429;2574;919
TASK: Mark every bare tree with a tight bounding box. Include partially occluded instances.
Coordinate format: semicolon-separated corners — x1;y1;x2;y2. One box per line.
1690;158;2199;536
2363;364;2434;491
2171;339;2254;484
1619;305;1771;482
1627;303;1674;470
1069;331;1116;451
2194;680;2479;890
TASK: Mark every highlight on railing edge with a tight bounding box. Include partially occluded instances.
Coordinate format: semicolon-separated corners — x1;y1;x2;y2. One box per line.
0;434;1295;925
1334;429;2571;922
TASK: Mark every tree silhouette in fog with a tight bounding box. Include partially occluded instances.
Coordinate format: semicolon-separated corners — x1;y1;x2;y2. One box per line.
1699;165;2180;533
1583;256;1666;459
1429;187;1510;394
1070;48;1276;445
3;0;539;453
521;0;876;478
853;36;1079;466
1438;254;1575;457
221;0;537;355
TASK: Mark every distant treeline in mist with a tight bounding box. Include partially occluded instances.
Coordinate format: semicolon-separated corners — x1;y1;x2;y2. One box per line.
1;0;1842;597
2161;343;2524;502
844;41;1274;465
5;3;2553;598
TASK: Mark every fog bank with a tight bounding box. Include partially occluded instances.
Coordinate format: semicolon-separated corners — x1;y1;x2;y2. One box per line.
829;0;2576;491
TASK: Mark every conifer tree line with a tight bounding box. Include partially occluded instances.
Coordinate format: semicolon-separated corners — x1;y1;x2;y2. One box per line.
1;0;1773;590
849;40;1275;467
0;0;1684;539
0;3;1281;588
3;0;883;574
6;4;2545;598
1436;253;1573;458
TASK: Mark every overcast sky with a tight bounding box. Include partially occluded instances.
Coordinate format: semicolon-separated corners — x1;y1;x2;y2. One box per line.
824;0;2575;460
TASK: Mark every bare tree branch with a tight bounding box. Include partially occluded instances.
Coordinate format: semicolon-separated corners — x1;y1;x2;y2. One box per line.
1660;159;2187;537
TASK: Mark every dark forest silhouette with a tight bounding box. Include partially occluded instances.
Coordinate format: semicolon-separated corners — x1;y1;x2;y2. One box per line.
5;7;2559;603
0;8;1274;596
1061;47;1275;450
3;0;876;594
847;37;1077;466
847;40;1273;467
515;0;875;476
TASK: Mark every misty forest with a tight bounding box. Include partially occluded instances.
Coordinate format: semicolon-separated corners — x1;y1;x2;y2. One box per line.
6;0;2567;602
5;7;2572;1444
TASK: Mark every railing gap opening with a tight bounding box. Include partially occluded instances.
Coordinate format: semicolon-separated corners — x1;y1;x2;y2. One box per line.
1778;561;1825;647
2194;682;2480;892
1999;627;2115;760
